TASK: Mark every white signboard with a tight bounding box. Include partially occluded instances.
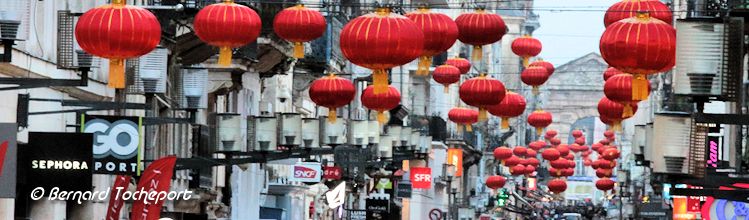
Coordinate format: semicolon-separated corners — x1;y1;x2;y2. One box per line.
289;162;322;183
326;182;346;209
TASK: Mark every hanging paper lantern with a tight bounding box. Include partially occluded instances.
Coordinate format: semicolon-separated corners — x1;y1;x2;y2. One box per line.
194;0;261;66
596;168;613;178
596;159;617;169
504;155;521;167
513;146;528;157
604;130;616;139
574;137;586;146
486;176;506;189
526;158;540;167
550;158;569;169
309;74;356;122
406;8;459;76
529;60;555;77
361;85;401;123
569;143;582;153
556;144;570;157
521;66;550;95
488;91;526;129
528;140;546;151
341;8;424;94
602;148;621;160
604;74;650;117
433;65;462;93
528;110;552;136
460;74;506;121
548;179;568;193
448;107;479;132
445;57;472;75
526;149;538;157
545;130;558;139
591;143;603;152
600;12;675;101
562;168;575;177
564;154;575;161
603;67;624;81
274;4;327;59
600;139;611;146
549;138;561;146
582;149;593;158
542;148;560;161
584;159;593;167
604;0;673;27
548;168;563;177
571;130;583;139
525;165;537;175
598;97;638;131
494;146;514;162
596;178;616;191
455;9;507;61
597;145;613;155
510;164;526;176
75;0;161;88
511;35;542;67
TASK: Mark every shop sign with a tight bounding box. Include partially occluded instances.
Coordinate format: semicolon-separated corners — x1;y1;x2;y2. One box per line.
289;162;322;183
396;182;412;198
82;115;142;175
323;166;342;180
446;148;463;177
410;167;432;189
0;123;16;198
347;210;366;220
326;182;346;209
365;198;390;219
20;132;93;191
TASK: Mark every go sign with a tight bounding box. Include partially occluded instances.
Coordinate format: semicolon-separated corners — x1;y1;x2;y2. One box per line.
82;115;142;175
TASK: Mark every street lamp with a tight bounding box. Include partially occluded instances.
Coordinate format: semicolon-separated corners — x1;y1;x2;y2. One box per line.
443;164;456;220
216;113;243;152
301;118;320;148
349;120;369;146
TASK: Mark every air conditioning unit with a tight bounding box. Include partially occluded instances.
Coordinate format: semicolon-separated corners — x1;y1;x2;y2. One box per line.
301;118;320;148
278;113;302;146
216;113;244;152
181;67;208;109
367;120;381;145
248;116;278;151
673;18;744;101
348;120;369;146
652;113;692;174
321;116;346;146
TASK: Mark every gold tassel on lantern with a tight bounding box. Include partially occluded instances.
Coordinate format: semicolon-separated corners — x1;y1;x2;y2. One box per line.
417;56;432;76
443;86;450;93
501;117;510;129
372;69;389;94
523;57;530;68
632;73;649;101
532;86;540;96
536;127;543;136
293;42;305;59
613;121;622;132
218;46;233;66
377;111;387;124
478;108;488;121
108;59;126;88
472;45;483;61
622;104;634;118
327;108;337;123
465;124;473;132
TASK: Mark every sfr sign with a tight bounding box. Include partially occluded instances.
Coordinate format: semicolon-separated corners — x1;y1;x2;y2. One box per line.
410;167;432;189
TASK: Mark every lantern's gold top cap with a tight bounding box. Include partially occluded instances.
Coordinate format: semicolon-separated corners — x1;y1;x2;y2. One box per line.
112;0;126;6
375;7;391;15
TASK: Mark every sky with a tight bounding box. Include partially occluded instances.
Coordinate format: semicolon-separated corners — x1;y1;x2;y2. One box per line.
532;0;620;66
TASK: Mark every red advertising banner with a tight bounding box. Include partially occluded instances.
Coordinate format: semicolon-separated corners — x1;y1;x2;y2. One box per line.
323;166;342;180
106;175;131;220
446;149;463;177
131;156;177;220
410;167;432;189
0;141;7;176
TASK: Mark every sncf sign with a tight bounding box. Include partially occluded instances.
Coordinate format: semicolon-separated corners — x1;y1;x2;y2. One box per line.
410;167;432;189
289;162;322;183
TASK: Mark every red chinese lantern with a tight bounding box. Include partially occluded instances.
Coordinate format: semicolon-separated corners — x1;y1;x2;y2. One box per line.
582;150;592;158
460;75;506;121
602;148;621;160
572;130;583;138
488;91;526;129
309;74;356;122
550;158;569;169
510;164;526;176
528;140;546;151
545;130;558;139
598;97;638;131
361;85;402;123
525;165;537;175
494;146;514;162
596;159;617;169
604;74;650;117
528;110;552;135
75;0;161;88
584;159;593;167
563;168;575;177
455;9;507;61
526;149;538;157
600;12;675;101
529;60;555;76
274;4;327;58
604;130;616;139
511;35;542;67
600;139;611;146
521;66;550;95
504;156;521;167
549;168;563;177
604;0;673;27
513;146;528;157
548;179;568;193
445;57;472;75
448;107;479;132
596;178;616;191
556;144;570;157
549;138;561;146
433;65;462;93
486;176;506;189
569;143;582;153
574;137;586;146
194;0;261;66
542;148;560;161
406;8;459;75
527;158;540;167
564;153;575;161
596;168;613;178
341;8;424;94
603;67;624;81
